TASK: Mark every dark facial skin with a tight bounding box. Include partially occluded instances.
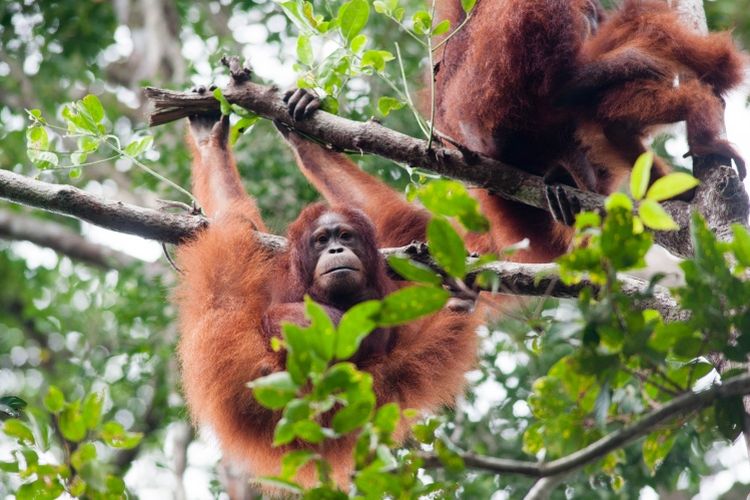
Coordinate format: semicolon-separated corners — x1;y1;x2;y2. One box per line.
305;211;393;361
310;213;370;306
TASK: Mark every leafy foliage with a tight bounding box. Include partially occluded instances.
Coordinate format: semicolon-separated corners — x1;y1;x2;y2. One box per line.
2;0;750;498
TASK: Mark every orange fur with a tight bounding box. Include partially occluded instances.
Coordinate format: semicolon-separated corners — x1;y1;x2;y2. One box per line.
431;0;746;261
431;0;606;261
174;120;479;486
571;0;748;192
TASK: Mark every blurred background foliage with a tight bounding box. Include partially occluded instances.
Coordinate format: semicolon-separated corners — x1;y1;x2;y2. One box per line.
0;0;748;498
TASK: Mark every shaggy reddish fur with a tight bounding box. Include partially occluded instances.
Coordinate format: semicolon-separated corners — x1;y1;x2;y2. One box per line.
432;0;746;261
173;120;479;486
571;0;747;191
432;0;606;260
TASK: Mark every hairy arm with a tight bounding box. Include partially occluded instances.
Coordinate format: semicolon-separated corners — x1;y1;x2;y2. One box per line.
175;115;284;470
187;115;267;230
279;129;431;247
560;46;670;104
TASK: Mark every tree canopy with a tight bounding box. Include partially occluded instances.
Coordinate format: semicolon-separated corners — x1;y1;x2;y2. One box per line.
1;1;750;499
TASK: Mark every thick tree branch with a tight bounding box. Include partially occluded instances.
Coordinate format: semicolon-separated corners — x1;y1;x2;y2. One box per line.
0;168;678;315
420;373;750;478
386;246;680;320
142;79;750;259
0;169;208;245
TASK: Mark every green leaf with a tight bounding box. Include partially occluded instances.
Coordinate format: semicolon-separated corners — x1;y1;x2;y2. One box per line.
293;420;326;443
332;399;374;434
107;475;126;494
645;172;699;201
412;10;432;35
427;218;467;278
412;417;440;444
27;108;43;120
731;225;750;267
82;392;103;430
281;399;311;423
81;95;105;124
639;200;678;231
26;125;49;151
59;404;87;442
280;450;316;480
0;461;19;472
338;0;370;42
62;103;98;135
305;296;336;362
78;135;100;152
123;136;153;157
101;421;143;449
630;151;653;200
273;418;296;446
283;324;314;385
574;210;601;229
3;419;35;443
230;116;260;146
416;179;488;232
44;386;65;413
643;429;676;474
373;402;400;435
249;371;299;410
296;35;313;66
336;301;381;359
378;286;450;326
461;0;477;13
360;50;394;73
28;150;59;169
377;96;404;117
350;34;367;53
314;363;360;398
432;19;451;36
71;442;97;470
213;87;232;115
386;256;441;285
648;322;697;352
604;192;633;212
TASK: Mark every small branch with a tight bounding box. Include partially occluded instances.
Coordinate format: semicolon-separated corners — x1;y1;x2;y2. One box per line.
419;373;750;479
143;82;698;258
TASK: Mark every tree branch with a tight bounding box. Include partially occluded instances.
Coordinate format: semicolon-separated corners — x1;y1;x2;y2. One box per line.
0;169;207;245
144;80;733;259
0;168;678;314
420;373;750;478
387;246;680;320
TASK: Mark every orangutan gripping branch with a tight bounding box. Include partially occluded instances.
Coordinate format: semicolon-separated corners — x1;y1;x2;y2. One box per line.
172;109;478;485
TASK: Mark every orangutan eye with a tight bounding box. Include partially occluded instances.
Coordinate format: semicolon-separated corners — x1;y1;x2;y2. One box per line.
316;234;329;245
339;231;351;241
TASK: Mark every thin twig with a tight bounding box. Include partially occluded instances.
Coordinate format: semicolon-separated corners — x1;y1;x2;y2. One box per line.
420;373;750;478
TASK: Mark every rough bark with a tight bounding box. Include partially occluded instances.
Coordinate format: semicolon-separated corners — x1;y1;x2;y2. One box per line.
144;76;746;259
